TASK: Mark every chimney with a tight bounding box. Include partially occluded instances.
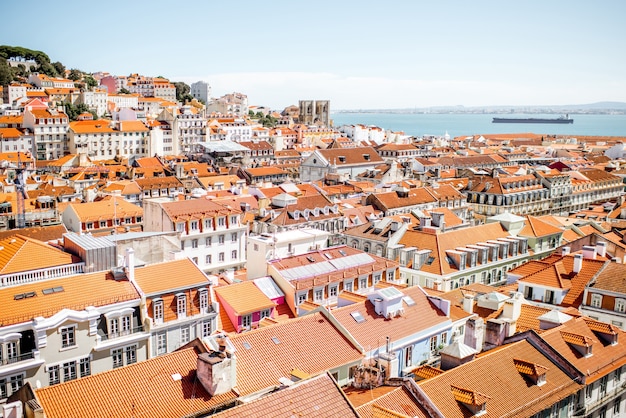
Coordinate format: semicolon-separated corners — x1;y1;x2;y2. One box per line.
196;338;236;396
596;241;607;258
582;245;596;260
125;248;135;283
561;247;570;256
462;294;474;314
503;292;523;321
573;254;583;274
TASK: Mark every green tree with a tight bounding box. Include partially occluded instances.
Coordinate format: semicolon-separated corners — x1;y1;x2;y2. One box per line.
0;58;12;85
52;61;65;76
172;81;190;102
118;87;131;94
83;74;97;88
68;68;82;81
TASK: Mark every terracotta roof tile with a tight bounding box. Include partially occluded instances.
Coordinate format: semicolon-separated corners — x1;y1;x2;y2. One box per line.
418;339;582;417
214;281;275;316
210;372;359;418
0;270;139;326
35;348;237;418
0;234;78;275
133;258;211;296
227;310;363;396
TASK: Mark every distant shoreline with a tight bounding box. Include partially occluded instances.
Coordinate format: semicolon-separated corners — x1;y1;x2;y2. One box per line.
332;109;626;115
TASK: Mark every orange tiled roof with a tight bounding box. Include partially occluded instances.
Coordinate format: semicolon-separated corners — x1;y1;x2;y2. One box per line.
34;348;237;418
541;317;626;384
226;309;363;396
214;281;275;316
0;235;78;275
65;196;142;222
417;339;582;417
133;258;211;295
209;372;360;418
0;270;139;327
331;285;452;351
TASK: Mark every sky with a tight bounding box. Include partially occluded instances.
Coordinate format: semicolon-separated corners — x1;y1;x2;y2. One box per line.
2;0;625;110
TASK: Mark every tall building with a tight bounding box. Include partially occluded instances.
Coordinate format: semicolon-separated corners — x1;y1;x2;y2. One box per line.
299;100;330;126
190;81;211;104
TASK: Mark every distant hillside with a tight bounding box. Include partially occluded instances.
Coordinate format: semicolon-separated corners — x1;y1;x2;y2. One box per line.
335;102;626;114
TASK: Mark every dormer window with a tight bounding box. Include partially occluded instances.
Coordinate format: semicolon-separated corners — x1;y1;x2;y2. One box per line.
153;299;164;325
451;385;490;416
199;288;209;314
176;293;187;319
513;358;548;386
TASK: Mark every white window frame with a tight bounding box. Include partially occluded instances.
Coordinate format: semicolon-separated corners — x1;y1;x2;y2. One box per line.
241;314;252;329
177;294;187;319
615;298;626;313
199;289;209;313
60;326;76;349
153;299;164;325
591;294;603;308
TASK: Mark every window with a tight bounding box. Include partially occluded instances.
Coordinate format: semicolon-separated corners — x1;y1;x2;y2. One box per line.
297;293;307;305
329;286;338;297
373;274;381;284
190;220;198;231
205;219;213;230
441;332;448;346
345;280;353;292
109;318;119;337
99;221;107;228
125;345;137;365
360;277;367;290
156;332;167;355
177;294;187;318
63;361;77;381
49;365;60;385
176;222;185;232
6;341;17;362
205;236;212;246
218;217;225;227
201;320;212;338
112;348;124;368
8;375;22;395
430;335;438;353
231;215;238;224
192;239;198;248
61;326;76;348
199;289;209;313
218;235;225;244
261;309;271;319
231;233;237;242
404;346;413;367
591;294;603;308
79;357;91;377
180;326;190;344
615;397;621;414
242;314;251;329
231;250;237;259
219;252;225;262
121;316;131;334
586;383;593;399
206;254;212;264
153;300;164;324
314;288;323;302
616;298;626;313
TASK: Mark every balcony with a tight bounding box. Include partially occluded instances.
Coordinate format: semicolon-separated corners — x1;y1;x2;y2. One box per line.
98;325;145;342
95;325;149;351
1;262;85;287
1;351;34;366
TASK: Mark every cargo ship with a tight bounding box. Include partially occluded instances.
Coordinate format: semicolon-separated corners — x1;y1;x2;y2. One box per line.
492;114;573;124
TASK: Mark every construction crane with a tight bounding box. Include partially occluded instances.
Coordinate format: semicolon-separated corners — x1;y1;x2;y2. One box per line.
13;153;26;229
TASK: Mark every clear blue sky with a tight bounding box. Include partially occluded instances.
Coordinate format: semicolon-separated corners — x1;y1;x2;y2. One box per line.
2;0;625;110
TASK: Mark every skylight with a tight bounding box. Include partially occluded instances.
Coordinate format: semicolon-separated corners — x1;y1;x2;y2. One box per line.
14;291;36;300
271;336;281;345
426;256;435;265
324;253;333;259
338;249;347;256
350;311;366;323
42;286;64;295
242;341;252;350
306;256;316;263
403;296;416;307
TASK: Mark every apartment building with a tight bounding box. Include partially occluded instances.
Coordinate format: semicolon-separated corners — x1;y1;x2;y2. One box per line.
267;245;400;316
142;196;247;274
22;100;69;160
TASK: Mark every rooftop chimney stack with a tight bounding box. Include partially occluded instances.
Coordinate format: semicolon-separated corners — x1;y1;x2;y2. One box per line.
573;254;583;274
561;247;570;256
125;248;135;283
596;241;607;258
